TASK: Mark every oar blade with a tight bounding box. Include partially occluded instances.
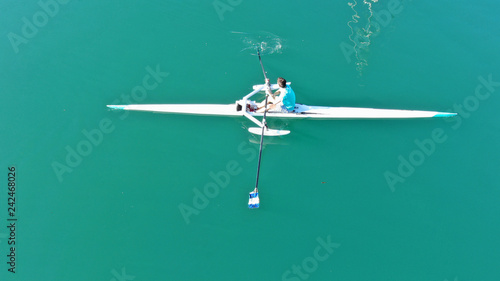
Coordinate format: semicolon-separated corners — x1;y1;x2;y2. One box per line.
248;127;290;136
248;188;260;209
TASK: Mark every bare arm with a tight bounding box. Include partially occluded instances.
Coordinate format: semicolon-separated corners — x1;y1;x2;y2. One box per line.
268;90;281;105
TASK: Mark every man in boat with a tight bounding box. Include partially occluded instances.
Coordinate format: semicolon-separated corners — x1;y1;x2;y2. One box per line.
257;77;296;113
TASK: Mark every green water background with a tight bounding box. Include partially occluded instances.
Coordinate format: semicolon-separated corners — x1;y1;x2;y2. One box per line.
1;0;500;280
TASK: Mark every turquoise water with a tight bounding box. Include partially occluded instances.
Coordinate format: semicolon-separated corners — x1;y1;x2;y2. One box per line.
1;0;500;280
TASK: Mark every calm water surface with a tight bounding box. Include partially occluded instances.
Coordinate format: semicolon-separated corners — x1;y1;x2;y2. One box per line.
1;0;500;280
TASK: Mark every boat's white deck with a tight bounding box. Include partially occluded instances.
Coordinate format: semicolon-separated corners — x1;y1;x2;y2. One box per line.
107;103;456;119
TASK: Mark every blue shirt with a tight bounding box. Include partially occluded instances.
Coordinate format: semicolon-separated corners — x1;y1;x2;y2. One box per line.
280;85;296;111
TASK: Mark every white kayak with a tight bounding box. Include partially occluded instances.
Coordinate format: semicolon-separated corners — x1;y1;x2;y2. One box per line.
106;103;456;119
107;83;457;134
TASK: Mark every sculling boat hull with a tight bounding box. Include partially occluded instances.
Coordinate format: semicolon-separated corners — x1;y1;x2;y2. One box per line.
108;104;241;116
107;82;457;120
106;103;457;119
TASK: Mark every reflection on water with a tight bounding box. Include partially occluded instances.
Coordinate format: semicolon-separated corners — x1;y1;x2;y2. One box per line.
232;31;283;55
347;0;379;74
248;135;289;146
239;120;290;146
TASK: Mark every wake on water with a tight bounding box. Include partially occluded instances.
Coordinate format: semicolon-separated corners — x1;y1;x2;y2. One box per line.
347;0;380;74
231;31;284;56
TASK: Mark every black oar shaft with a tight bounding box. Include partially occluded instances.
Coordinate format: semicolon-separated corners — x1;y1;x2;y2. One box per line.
258;49;268;81
254;94;268;190
254;49;269;190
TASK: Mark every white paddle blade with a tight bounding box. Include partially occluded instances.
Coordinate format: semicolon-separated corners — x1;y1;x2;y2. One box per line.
248;189;260;209
248;127;290;136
